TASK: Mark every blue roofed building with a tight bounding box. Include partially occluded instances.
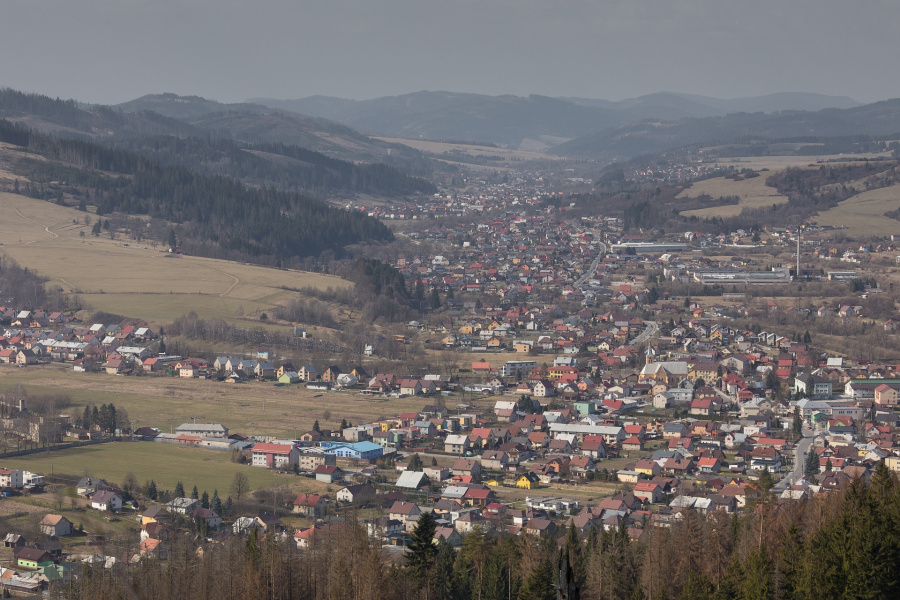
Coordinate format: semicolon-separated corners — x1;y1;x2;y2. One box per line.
320;441;384;461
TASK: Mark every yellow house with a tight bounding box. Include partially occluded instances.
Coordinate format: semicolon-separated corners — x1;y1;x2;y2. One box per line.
486;337;503;348
516;474;539;489
485;478;502;487
488;320;502;331
371;422;390;432
690;365;717;381
513;342;533;353
459;324;475;335
442;335;458;347
141;507;167;526
617;471;640;484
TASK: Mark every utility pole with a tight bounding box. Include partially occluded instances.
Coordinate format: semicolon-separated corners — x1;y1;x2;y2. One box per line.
796;232;801;280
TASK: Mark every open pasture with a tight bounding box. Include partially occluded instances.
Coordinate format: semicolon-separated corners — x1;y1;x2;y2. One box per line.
678;174;789;218
0;192;350;324
814;183;900;237
0;366;457;439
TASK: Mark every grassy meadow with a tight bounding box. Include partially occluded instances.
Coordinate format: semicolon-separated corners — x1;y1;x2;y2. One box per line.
678;174;789;218
0;365;465;439
814;183;900;237
5;442;293;494
0;192;350;325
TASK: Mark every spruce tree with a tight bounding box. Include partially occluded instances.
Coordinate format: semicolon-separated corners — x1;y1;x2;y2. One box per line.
212;490;221;513
191;485;199;499
408;453;423;471
201;491;209;509
146;480;158;500
430;288;441;310
740;546;775;600
804;447;818;479
519;557;555;600
174;481;185;497
432;539;457;600
406;511;438;593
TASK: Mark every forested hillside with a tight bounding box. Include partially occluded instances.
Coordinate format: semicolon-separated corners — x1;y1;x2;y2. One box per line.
0;88;202;140
111;136;436;197
250;91;861;149
0;119;395;264
58;465;900;600
115;93;435;172
0;88;435;179
554;99;900;159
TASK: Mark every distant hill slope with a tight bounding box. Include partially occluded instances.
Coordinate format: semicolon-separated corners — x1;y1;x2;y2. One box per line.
112;135;436;198
552;98;900;159
0;88;435;196
0;88;432;176
0;87;202;139
562;91;860;117
253;91;616;148
249;90;861;149
0;118;396;264
116;94;434;173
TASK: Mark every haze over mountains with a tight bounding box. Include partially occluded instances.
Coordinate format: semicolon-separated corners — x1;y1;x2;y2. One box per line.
249;91;862;150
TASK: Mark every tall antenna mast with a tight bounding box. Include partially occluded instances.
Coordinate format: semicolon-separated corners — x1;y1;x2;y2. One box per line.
796;232;800;280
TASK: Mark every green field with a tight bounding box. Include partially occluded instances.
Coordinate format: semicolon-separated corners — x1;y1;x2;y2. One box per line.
678;174;789;218
0;191;351;326
815;183;900;237
0;365;462;439
6;442;295;495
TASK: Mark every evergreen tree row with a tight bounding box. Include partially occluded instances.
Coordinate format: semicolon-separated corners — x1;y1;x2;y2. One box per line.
58;464;900;600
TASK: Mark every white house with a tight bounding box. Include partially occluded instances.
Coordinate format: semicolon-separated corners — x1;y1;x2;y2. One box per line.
90;491;122;512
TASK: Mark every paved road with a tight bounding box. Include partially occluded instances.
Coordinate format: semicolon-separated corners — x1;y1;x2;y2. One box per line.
775;426;814;493
632;321;659;345
574;241;607;289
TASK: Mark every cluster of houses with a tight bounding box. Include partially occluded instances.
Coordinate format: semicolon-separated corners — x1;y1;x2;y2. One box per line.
0;317;157;371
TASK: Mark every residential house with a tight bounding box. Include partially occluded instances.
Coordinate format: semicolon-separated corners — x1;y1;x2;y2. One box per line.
251;443;300;469
293;493;329;518
452;459;482;477
389;501;422;532
336;484;376;505
40;515;74;537
90;491;122;512
166;497;202;515
480;450;509;471
516;473;540;489
192;507;222;529
16;548;55;570
445;434;471;455
633;482;664;503
314;465;343;483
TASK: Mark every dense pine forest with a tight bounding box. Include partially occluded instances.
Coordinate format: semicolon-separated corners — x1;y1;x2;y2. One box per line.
60;465;900;600
0;118;399;263
111;136;437;197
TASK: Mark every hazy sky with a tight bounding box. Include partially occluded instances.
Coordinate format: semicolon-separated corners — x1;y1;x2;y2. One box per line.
3;0;898;105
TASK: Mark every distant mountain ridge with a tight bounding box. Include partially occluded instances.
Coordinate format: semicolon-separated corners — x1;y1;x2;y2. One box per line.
248;90;862;149
552;98;900;159
561;91;860;116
